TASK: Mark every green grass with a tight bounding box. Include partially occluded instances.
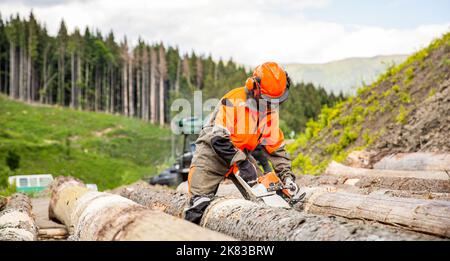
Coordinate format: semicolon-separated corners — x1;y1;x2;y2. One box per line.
0;95;171;191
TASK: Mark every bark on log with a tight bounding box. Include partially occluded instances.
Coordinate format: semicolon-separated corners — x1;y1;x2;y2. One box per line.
0;196;6;210
177;181;450;236
296;173;450;193
301;187;450;237
373;153;450;171
38;228;68;238
326;161;450;180
49;176;233;241
0;193;38;241
112;182;440;240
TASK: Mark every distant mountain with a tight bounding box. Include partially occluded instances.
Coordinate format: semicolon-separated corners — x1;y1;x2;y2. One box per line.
284;55;408;95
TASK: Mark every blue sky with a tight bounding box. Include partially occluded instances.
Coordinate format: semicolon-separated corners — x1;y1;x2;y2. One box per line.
0;0;449;64
306;0;450;29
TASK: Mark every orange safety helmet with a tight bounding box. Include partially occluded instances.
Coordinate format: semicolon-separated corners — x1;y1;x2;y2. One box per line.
245;62;291;104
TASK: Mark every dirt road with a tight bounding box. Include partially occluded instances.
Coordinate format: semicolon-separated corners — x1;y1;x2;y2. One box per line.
31;198;68;240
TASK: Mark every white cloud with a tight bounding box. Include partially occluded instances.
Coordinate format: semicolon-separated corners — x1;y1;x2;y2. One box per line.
0;0;448;65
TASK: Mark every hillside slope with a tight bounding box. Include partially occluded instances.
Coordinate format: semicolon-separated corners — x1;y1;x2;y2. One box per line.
284;55;408;95
0;96;171;190
287;33;450;175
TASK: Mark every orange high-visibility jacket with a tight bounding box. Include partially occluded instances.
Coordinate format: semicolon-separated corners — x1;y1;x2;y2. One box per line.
196;87;294;180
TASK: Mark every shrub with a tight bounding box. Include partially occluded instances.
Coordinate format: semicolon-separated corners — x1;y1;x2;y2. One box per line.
404;67;415;85
6;150;20;171
383;89;392;98
332;129;341;137
399;91;412;104
396;105;408;124
392;84;400;93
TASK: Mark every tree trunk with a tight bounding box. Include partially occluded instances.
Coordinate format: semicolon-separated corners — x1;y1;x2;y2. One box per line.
19;47;24;100
41;56;46;103
136;63;141;118
175;57;180;93
95;67;100;111
49;176;233;241
110;66;114;113
112;182;439;240
128;59;134;116
150;48;157;123
77;54;82;110
0;193;38;241
158;46;166;125
295;173;450;194
58;47;65;106
300;187;450;238
373;153;450;171
122;58;129;116
9;43;14;98
142;48;149;121
84;63;89;110
27;53;32;102
70;51;75;108
326;161;449;180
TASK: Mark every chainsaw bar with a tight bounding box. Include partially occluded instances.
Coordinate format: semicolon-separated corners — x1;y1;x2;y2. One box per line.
230;174;291;209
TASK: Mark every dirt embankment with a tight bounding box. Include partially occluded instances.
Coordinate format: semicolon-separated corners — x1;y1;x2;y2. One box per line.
372;78;450;159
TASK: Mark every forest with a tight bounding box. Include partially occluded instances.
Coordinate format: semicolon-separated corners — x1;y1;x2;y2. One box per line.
0;12;343;134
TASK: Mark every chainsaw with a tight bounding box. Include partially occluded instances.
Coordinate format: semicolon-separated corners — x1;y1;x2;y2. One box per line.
229;171;306;209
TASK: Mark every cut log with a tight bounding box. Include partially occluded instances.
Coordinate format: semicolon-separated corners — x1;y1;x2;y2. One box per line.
49;176;233;241
326;161;450;180
345;150;377;168
38;228;68;238
374;153;450;171
112;182;440;240
300;187;450;237
174;181;450;236
368;189;450;201
296;173;450;193
0;196;6;210
176;181;243;198
0;193;38;241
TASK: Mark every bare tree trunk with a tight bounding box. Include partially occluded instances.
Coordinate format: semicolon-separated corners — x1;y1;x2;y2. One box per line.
27;52;32;102
84;63;89;110
40;53;46;103
128;58;134;116
158;46;166;126
19;47;24;100
0;193;38;241
49;176;233;241
175;57;180;93
95;67;100;111
70;51;75;108
142;48;149;121
77;54;82;109
122;57;129;116
9;44;15;98
110;66;114;113
136;62;141;118
150;48;157;123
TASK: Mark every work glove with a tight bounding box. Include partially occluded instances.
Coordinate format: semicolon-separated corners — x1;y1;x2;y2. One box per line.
237;160;258;184
284;177;299;196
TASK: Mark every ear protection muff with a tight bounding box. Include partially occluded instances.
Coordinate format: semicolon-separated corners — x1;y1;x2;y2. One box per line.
245;76;262;100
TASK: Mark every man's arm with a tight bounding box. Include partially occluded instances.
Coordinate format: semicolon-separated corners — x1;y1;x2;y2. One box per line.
265;145;296;182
